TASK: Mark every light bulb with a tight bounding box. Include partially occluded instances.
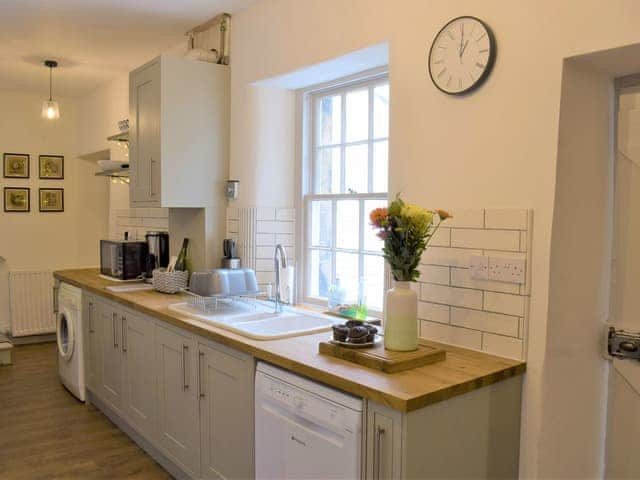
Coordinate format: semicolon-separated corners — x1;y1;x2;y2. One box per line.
41;100;60;120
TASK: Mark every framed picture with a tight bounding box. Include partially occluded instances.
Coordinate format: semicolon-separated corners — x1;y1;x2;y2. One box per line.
39;155;64;179
4;187;30;212
3;153;29;178
39;188;64;212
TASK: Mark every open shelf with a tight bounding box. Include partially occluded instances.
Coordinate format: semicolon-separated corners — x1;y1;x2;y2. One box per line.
107;131;129;143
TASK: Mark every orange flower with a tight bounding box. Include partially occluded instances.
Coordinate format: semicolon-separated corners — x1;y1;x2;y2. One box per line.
369;207;388;228
435;209;452;220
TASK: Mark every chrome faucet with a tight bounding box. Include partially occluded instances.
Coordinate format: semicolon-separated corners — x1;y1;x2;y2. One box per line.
274;244;288;313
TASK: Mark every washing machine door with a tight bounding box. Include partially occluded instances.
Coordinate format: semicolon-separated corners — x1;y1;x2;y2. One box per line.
56;308;75;362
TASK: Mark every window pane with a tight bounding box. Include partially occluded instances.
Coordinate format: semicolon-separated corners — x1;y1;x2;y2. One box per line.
336;200;360;250
345;144;368;194
372;140;388;193
317;94;341;146
346;88;369;142
311;200;332;247
364;199;387;252
315;147;341;193
310;249;332;298
335;252;359;303
373;84;389;139
363;255;385;311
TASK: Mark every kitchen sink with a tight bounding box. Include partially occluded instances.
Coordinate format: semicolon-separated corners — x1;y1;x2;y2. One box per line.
168;301;337;340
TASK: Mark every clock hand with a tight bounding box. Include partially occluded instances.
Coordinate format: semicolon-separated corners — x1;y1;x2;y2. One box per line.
459;24;464;58
460;39;469;59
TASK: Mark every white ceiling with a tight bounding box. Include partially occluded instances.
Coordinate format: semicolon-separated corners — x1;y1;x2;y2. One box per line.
0;0;254;98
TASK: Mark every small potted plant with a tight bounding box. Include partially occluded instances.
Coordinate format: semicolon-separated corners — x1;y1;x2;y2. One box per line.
370;196;450;351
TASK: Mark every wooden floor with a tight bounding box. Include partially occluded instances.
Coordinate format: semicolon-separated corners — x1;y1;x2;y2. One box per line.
0;343;172;479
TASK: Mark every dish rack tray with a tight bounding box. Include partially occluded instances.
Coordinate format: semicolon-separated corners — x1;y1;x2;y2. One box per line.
181;288;265;313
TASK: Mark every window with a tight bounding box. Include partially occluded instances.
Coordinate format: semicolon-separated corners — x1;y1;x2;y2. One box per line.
302;74;389;312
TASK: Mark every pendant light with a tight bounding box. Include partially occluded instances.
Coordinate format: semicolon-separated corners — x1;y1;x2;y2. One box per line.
41;60;60;120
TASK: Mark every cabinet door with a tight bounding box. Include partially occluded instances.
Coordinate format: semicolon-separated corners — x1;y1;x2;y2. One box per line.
129;59;161;206
156;323;200;477
199;342;254;480
122;310;156;441
366;402;403;480
84;296;102;394
99;302;123;413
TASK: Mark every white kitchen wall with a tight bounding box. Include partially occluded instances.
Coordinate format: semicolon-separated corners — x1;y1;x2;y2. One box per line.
416;208;532;361
0;90;109;333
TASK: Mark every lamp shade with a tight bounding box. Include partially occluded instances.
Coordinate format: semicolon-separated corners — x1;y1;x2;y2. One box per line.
41;100;60;120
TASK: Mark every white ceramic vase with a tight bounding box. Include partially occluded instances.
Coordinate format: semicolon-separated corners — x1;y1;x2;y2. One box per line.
384;281;418;351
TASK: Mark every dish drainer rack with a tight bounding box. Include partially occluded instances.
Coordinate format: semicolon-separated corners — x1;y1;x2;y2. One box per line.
181;288;266;313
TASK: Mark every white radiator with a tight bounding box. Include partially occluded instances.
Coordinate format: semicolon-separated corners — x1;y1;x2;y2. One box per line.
9;270;56;337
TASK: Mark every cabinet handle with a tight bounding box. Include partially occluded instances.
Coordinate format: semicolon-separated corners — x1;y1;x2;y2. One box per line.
88;302;94;333
375;425;386;480
198;350;205;399
182;344;189;391
149;158;156;197
52;285;59;315
121;315;127;353
112;312;118;348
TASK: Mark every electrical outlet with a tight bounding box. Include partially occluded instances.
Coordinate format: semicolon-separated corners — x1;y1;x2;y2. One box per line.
470;255;489;280
488;256;526;284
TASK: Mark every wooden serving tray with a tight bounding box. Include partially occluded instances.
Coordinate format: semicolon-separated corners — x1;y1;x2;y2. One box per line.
319;338;446;373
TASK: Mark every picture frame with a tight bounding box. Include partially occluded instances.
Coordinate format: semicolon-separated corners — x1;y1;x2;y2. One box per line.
4;187;30;212
39;188;64;212
3;153;30;178
39;154;64;179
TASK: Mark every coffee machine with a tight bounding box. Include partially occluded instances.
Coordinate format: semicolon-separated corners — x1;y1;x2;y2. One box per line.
145;231;170;278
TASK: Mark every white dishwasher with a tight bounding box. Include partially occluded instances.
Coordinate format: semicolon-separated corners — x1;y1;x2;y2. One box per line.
255;362;363;480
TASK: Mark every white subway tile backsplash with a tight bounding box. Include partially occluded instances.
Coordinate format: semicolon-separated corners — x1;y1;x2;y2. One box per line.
450;267;519;294
430;227;451;247
276;208;295;222
446;209;485;228
421;247;482;268
420;321;482;350
418;302;450;324
227;206;239;221
420;284;483;310
484;292;525;316
482;333;523;359
256;234;276;246
276;234;294;246
450;307;519;337
257;221;278;233
451;229;520;251
417;265;449;285
256;207;276;221
484;209;528;230
255;259;274;272
255;246;274;259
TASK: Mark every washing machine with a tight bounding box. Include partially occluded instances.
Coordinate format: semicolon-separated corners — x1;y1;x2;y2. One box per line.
56;282;85;401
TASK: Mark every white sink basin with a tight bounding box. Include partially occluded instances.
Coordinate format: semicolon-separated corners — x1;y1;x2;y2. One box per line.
168;301;336;340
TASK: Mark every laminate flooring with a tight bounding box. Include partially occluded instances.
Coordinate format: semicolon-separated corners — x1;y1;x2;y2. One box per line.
0;343;172;479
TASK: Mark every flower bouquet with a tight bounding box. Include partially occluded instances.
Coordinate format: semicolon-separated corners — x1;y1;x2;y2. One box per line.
370;195;450;350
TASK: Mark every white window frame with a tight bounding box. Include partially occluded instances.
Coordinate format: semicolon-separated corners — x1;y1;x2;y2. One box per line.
296;68;389;314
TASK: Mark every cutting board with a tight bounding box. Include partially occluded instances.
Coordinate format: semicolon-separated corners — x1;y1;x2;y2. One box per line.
319;338;446;373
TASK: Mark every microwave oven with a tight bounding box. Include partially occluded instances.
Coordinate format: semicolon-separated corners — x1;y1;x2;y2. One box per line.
100;240;148;280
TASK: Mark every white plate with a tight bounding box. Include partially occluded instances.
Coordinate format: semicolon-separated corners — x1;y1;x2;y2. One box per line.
329;334;382;349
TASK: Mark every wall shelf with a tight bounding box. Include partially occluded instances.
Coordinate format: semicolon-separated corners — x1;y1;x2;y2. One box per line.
107;131;129;143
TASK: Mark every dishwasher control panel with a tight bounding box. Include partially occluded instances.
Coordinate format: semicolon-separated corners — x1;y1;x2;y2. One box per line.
260;375;359;433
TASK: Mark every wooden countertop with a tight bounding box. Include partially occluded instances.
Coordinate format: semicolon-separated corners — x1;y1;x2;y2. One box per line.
54;269;526;412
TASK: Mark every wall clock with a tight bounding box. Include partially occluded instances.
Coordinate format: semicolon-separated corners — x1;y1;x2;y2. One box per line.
428;16;496;95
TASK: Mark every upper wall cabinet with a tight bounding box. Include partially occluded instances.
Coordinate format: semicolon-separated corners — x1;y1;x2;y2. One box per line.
129;55;229;208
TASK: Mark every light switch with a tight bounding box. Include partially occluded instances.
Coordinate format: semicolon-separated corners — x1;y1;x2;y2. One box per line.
470;255;489;280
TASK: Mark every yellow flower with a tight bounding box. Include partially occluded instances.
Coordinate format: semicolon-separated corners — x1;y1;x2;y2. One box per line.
401;203;433;231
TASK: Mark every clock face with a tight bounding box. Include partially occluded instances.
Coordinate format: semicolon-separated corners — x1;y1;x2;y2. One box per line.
428;16;496;95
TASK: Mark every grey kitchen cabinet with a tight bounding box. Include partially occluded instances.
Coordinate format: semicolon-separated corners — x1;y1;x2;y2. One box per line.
155;322;200;477
98;300;124;414
121;309;156;442
365;402;403;480
365;375;523;479
128;55;229;208
198;340;255;480
83;294;102;394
